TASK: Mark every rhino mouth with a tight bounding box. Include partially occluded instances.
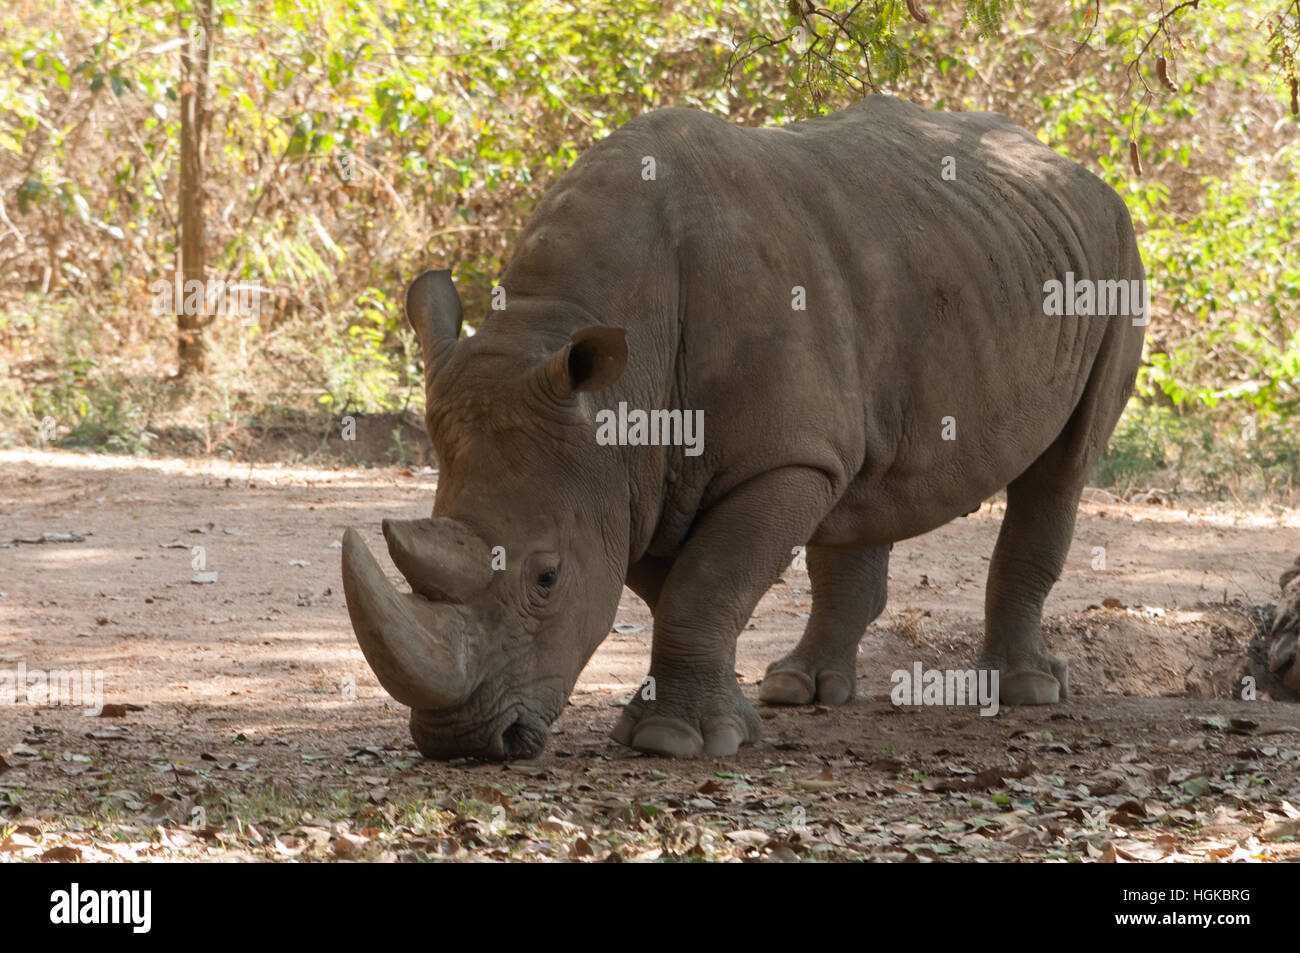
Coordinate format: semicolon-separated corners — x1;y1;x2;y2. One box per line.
501;712;547;759
409;703;549;761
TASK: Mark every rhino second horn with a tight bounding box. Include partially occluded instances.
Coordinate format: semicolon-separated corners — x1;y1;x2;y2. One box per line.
341;527;477;710
405;269;462;374
381;517;493;603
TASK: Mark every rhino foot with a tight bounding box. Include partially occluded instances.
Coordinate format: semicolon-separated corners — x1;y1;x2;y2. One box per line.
760;654;855;706
984;654;1069;705
611;686;762;758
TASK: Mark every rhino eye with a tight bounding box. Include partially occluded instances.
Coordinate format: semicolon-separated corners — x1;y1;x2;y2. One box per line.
537;569;558;588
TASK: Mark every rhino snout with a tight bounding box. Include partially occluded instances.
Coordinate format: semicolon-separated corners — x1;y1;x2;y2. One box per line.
344;522;561;761
409;706;549;761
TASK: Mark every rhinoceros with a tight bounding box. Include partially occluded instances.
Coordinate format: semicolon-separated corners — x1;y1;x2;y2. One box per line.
341;95;1145;759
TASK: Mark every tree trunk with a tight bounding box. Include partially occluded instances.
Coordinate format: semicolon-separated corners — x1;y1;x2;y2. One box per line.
177;0;213;377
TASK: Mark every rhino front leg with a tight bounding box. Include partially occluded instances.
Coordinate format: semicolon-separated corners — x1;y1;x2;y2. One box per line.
979;469;1083;705
761;544;889;706
612;467;836;757
624;554;673;611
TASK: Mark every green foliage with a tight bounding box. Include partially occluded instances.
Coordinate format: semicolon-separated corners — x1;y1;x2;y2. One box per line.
0;0;1296;498
1142;150;1300;416
1099;401;1298;498
56;385;159;455
319;286;413;413
1096;402;1194;490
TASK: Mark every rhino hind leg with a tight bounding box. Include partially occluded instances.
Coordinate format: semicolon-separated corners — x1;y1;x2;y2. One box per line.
760;544;889;706
613;467;836;757
979;467;1080;705
981;321;1139;704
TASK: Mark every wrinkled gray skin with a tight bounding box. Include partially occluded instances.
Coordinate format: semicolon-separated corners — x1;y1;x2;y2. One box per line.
342;95;1145;760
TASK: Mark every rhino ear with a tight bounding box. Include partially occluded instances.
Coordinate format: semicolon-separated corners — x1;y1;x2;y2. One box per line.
542;326;627;398
406;269;462;374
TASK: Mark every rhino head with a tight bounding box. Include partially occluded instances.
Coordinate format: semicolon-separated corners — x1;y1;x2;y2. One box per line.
341;270;632;760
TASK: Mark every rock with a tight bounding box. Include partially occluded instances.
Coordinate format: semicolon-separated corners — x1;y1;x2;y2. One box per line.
1267;555;1300;692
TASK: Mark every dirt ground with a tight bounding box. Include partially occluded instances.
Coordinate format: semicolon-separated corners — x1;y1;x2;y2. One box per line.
2;446;1299;862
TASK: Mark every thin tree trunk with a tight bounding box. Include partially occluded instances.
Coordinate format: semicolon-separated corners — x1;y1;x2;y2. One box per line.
177;0;212;376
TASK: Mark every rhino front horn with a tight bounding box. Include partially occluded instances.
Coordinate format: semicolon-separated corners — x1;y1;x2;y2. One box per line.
341;527;478;711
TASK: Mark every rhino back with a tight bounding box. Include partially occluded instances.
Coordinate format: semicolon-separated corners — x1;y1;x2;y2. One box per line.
502;97;1144;551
